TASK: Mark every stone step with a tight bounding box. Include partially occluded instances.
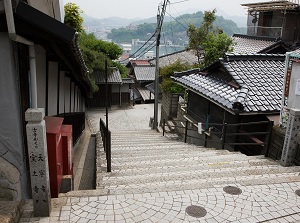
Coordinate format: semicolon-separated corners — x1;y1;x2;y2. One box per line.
111;141;202;148
101;165;300;186
0;201;23;223
105;172;300;195
109;144;213;155
104;150;233;163
100;158;278;178
101;154;267;170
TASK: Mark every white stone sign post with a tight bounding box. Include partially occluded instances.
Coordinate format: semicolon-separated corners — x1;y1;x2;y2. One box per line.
25;108;51;217
280;109;300;167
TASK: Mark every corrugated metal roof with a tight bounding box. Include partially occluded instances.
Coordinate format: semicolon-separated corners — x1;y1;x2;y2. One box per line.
134;66;156;81
172;54;285;114
93;67;122;84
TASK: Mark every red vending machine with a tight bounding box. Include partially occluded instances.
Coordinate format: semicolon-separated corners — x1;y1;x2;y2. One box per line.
44;116;63;198
61;125;73;175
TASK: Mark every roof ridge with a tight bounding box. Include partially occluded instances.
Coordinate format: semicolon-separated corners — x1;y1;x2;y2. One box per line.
224;53;285;61
232;34;277;42
174;68;200;77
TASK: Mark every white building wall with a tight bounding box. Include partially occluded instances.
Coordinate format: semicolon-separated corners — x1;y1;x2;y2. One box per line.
287;62;300;109
59;71;65;114
64;77;71;113
48;61;58;116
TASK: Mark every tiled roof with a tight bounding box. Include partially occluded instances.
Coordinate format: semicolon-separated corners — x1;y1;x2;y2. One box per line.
232;34;277;54
93;67;122;84
172;54;285;114
134;66;156;81
149;50;199;67
126;60;150;67
122;78;135;84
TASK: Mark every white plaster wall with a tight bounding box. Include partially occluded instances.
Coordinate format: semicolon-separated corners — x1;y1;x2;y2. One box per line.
47;62;58;116
27;0;64;21
35;45;46;109
288;62;300;109
59;71;65;114
0;33;29;200
64;77;71;113
27;0;54;17
70;82;75;112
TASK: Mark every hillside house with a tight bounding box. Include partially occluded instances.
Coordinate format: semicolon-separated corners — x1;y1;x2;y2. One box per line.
171;54;285;155
242;0;300;45
0;0;92;201
87;68;132;107
126;60;156;103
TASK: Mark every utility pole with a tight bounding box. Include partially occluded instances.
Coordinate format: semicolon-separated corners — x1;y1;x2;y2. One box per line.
153;0;168;130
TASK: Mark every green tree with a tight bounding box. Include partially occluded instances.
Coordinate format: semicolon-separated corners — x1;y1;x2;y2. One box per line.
160;60;192;93
64;4;125;92
187;9;233;67
64;3;84;32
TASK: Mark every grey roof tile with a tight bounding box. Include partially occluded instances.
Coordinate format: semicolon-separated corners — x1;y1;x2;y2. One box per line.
172;54;285;114
134;66;156;81
93;67;122;84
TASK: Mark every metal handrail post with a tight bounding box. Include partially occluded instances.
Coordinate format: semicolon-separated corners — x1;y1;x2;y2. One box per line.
184;120;188;143
264;121;274;157
107;131;111;172
163;119;165;136
221;123;227;150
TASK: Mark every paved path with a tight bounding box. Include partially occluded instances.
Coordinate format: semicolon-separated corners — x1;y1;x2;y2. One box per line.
19;104;300;223
86;104;160;133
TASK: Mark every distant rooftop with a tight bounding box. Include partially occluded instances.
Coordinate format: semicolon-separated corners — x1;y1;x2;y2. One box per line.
242;0;299;11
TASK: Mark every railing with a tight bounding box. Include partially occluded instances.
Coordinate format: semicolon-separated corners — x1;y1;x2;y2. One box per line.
56;112;85;145
99;118;111;172
162;119;274;156
247;26;282;38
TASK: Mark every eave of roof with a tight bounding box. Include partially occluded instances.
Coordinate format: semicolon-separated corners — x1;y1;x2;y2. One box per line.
1;1;93;97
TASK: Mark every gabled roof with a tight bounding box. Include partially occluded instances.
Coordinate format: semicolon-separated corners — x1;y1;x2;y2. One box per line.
93;67;122;84
149;50;199;67
172;54;285;114
133;66;156;81
232;34;277;54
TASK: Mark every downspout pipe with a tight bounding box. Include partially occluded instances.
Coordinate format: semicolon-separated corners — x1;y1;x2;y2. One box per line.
4;0;38;108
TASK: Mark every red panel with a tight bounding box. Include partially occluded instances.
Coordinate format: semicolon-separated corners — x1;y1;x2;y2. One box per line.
61;125;73;175
44;116;63;198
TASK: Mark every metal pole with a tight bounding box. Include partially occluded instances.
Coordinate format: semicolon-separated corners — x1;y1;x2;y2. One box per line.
153;0;168;130
105;60;109;156
153;14;161;130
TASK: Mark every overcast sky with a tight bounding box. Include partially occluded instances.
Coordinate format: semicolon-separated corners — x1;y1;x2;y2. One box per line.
64;0;259;19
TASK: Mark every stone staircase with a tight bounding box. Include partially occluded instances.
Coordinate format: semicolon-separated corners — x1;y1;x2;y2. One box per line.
97;130;300;196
